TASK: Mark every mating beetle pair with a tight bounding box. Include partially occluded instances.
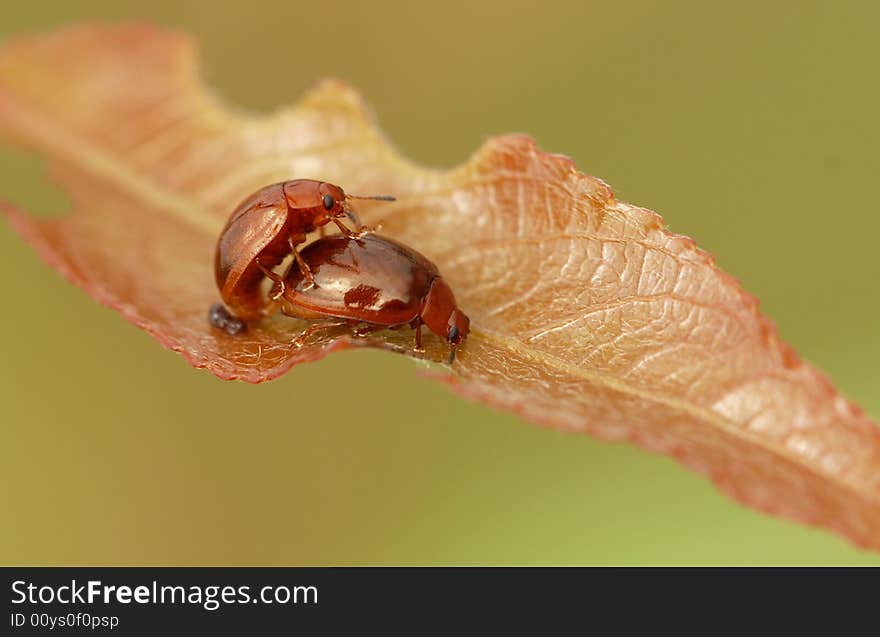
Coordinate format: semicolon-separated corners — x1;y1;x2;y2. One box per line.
210;179;469;363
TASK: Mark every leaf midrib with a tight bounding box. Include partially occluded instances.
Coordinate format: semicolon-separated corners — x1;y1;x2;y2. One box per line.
476;326;877;506
2;92;219;234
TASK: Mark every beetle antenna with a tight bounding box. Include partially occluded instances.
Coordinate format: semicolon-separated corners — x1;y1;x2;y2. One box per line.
448;346;457;365
347;194;397;202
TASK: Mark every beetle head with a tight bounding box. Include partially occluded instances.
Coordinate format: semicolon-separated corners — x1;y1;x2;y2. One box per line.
445;309;470;364
279;180;347;228
281;180;395;229
316;181;348;225
421;277;470;364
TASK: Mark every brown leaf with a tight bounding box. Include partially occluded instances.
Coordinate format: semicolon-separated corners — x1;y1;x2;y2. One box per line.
2;23;879;550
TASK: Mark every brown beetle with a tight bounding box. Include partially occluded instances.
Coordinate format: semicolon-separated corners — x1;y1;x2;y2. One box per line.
213;179;394;321
276;234;470;364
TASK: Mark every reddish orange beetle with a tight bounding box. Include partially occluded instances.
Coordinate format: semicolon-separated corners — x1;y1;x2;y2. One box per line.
276;234;470;364
213;179;394;322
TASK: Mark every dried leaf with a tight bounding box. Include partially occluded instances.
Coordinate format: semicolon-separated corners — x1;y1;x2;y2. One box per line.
2;24;879;550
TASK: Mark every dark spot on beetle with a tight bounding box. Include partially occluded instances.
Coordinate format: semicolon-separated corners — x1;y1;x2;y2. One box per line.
344;284;381;309
323;194;334;211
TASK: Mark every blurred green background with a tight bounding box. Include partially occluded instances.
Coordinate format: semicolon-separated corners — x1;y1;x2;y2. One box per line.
1;1;878;565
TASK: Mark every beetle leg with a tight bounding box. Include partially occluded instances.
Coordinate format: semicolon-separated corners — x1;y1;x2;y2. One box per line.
289;320;349;349
332;217;356;236
256;259;286;300
284;235;317;290
412;320;426;354
332;217;375;239
342;208;383;234
352;324;385;339
292;249;317;290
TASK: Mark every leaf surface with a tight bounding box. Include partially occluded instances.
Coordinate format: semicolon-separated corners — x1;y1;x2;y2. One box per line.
2;24;879;549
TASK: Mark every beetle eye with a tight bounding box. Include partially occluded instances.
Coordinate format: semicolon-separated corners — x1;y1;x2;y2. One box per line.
448;326;460;343
322;194;335;211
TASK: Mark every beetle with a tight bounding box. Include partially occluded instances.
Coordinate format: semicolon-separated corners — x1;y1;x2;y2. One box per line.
275;234;470;364
213;179;394;322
